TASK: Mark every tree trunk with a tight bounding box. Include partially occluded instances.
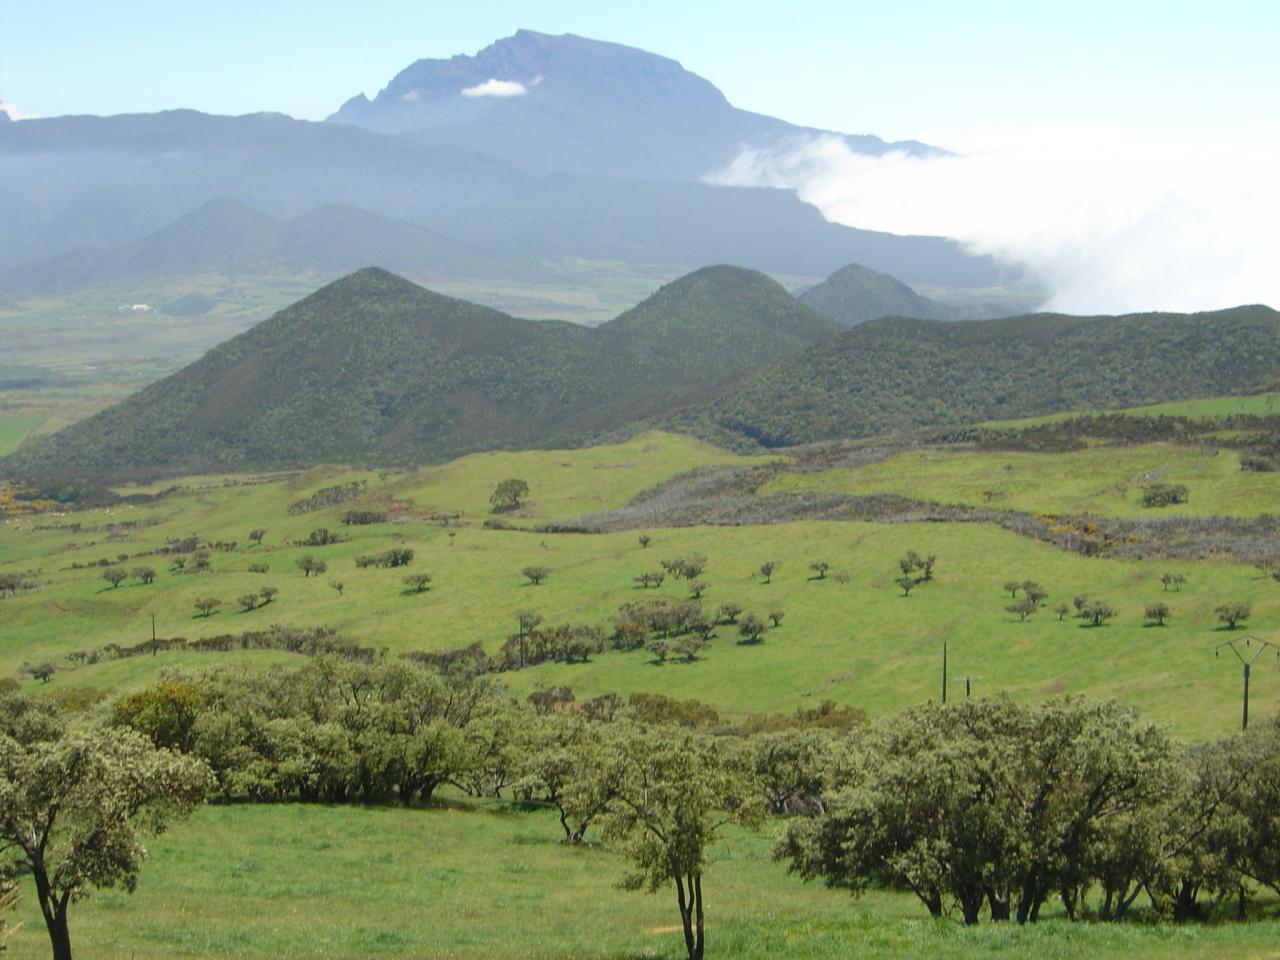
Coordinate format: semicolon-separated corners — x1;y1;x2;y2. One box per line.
32;864;73;960
674;874;697;960
986;886;1010;921
693;872;705;960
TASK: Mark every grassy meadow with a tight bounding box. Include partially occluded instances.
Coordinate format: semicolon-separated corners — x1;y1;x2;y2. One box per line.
4;800;1279;960
2;431;1277;740
766;442;1280;517
4;424;1280;957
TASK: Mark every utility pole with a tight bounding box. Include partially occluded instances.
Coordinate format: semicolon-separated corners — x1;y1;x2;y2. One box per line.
1216;636;1278;730
941;640;948;704
151;612;157;656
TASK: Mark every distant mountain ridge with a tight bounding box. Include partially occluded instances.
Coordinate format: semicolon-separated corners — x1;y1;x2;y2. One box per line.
0;199;510;295
329;29;939;181
3;266;837;477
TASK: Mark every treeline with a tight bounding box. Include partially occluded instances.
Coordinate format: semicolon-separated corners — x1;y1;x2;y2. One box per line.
110;659;1280;930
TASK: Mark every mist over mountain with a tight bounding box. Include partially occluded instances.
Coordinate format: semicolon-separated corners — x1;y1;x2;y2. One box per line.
329;29;938;182
0;30;1018;298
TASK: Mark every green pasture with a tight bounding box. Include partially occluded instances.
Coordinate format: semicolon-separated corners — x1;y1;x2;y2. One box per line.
980;392;1280;428
766;442;1280;517
0;415;41;456
3;433;1277;741
4;800;1279;960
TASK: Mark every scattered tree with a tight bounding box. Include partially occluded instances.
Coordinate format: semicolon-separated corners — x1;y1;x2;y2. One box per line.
1022;581;1048;606
0;723;212;960
899;576;919;597
638;535;652;549
248;529;266;547
329;580;345;597
738;614;766;644
809;561;830;580
587;728;763;960
296;556;327;577
257;586;278;605
1080;600;1116;627
1004;580;1022;598
769;610;785;628
716;602;742;625
1144;603;1170;626
404;574;433;594
1006;599;1039;621
688;580;707;599
834;571;850;586
522;566;552;586
1161;573;1187;592
1054;603;1071;621
1215;602;1251;630
760;561;778;584
237;594;259;612
131;566;156;585
193;597;222;618
101;567;128;589
490;478;530;512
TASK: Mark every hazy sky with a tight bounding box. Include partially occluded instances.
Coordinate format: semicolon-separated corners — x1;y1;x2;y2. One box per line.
2;0;1276;146
4;0;1278;312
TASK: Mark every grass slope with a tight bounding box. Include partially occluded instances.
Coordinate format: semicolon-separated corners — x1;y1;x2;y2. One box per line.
765;442;1280;517
799;262;955;326
5;800;1277;960
669;306;1280;448
3;432;1276;742
2;267;837;478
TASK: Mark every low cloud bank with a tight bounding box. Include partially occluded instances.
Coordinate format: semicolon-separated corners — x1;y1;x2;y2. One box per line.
709;128;1279;314
461;79;528;99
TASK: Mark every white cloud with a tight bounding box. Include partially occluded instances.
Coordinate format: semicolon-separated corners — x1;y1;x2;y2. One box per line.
400;89;422;102
708;127;1280;314
0;99;32;120
460;79;528;99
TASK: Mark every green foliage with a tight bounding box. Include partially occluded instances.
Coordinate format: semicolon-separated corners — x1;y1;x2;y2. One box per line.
489;478;529;512
0;705;211;960
670;307;1280;448
800;262;955;327
4;267;838;478
1142;483;1190;508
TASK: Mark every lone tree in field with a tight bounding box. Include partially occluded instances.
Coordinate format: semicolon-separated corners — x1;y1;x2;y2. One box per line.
1006;599;1039;621
0;721;212;960
834;570;850;585
490;478;530;513
1080;600;1116;627
1215;602;1251;630
404;573;433;594
101;567;127;589
248;529;266;547
193;597;222;618
809;561;829;580
295;556;326;578
1144;603;1170;626
522;565;552;586
587;728;763;960
738;614;766;644
1022;581;1048;606
759;561;778;584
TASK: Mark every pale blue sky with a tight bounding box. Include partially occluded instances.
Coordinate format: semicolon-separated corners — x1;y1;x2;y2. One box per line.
2;0;1276;146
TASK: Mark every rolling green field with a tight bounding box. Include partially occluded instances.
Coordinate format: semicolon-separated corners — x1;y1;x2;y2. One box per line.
765;442;1280;517
0;415;41;456
3;431;1277;741
4;800;1279;960
979;392;1280;428
5;425;1280;958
